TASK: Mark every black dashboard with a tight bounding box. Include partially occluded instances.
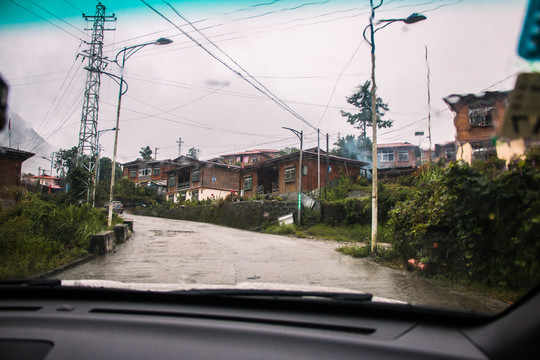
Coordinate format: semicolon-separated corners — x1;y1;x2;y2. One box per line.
0;286;538;360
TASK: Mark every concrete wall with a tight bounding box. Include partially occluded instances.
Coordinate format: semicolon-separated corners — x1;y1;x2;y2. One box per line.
89;221;133;255
133;201;297;230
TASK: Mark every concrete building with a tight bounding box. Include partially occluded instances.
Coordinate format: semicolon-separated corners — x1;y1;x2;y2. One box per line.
376;142;420;176
443;91;535;163
166;157;240;202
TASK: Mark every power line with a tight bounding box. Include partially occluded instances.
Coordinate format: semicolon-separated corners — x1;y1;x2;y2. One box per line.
8;0;85;42
315;38;366;130
27;0;87;37
159;0;318;131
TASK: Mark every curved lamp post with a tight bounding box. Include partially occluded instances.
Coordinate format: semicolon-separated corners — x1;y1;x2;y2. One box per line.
107;37;173;226
364;1;426;253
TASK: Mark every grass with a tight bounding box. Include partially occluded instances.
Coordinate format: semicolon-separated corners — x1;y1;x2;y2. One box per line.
0;195;116;279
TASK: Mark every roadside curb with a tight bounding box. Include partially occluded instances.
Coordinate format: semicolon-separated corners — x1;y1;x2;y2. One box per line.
36;254;95;279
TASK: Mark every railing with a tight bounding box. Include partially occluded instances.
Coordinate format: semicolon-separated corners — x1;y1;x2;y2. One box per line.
177;181;190;190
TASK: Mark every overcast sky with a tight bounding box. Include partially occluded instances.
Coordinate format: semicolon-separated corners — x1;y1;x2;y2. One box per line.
0;0;529;168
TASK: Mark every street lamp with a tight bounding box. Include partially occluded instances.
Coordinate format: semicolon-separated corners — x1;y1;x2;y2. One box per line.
107;37;173;226
92;127;116;207
41;152;55;194
364;0;426;253
283;127;303;226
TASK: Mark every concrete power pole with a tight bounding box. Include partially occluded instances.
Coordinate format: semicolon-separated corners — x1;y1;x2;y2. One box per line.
176;137;184;157
76;3;116;202
154;147;159;160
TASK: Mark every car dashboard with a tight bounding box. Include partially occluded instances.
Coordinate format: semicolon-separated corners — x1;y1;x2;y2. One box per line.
1;285;538;360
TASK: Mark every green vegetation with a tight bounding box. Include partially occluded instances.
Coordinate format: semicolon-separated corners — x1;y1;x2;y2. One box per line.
389;153;540;290
0;193;117;279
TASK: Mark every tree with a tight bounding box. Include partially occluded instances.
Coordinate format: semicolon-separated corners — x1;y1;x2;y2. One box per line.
54;147;79;178
340;80;392;138
277;147;299;156
332;135;372;162
139;146;153;160
187;147;200;159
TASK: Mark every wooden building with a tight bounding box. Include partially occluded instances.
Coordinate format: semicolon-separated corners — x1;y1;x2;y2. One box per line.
239;149;368;198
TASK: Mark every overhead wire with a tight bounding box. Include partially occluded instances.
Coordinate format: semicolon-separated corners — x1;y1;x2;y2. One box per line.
26;0;87;38
28;56;84;151
159;0;318;131
8;0;86;42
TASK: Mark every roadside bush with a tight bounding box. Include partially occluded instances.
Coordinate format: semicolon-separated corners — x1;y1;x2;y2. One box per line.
0;193;110;279
389;157;540;288
264;223;299;235
321;184;413;226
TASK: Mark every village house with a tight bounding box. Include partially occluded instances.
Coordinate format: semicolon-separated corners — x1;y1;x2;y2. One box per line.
220;149;279;166
22;174;63;193
0;146;34;205
239;149;368;199
376;142;420;176
434;141;457;162
166;156;240;202
443;90;535;163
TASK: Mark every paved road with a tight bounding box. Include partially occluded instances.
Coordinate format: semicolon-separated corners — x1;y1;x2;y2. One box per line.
57;214;507;313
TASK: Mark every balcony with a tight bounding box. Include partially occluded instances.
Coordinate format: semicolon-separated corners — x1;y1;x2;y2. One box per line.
177;181;190;190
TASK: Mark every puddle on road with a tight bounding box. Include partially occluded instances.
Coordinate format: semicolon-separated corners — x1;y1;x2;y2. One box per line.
149;229;194;237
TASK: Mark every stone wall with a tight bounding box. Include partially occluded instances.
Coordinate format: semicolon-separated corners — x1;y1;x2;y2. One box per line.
132;201;297;230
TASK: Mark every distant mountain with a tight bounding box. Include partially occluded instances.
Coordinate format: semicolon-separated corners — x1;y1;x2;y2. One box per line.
0;110;56;175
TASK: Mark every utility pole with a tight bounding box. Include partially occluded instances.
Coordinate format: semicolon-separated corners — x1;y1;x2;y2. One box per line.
76;3;116;203
176;137;184;157
326;133;329;200
369;0;379;254
317;128;320;194
425;45;432;162
38;166;41;193
154;147;159;160
283;127;303;225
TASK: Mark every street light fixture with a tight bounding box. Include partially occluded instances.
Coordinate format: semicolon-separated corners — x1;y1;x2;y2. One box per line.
364;0;426;254
107;37;173;226
40;152;55;194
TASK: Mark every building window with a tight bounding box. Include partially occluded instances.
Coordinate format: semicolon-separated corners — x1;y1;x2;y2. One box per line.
398;151;409;162
251;156;258;163
445;150;455;160
138;168;151;177
192;169;200;182
244;176;252;190
153;168;160;176
468;101;495;127
129;169;137;178
284;166;296;183
168;176;176;187
378;150;394;162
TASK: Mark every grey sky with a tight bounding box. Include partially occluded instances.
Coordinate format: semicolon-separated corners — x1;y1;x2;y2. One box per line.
0;0;529;171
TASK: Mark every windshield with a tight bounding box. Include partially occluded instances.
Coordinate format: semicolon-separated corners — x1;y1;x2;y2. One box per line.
0;0;538;315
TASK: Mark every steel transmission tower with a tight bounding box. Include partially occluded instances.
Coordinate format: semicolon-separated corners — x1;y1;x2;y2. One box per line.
77;3;116;201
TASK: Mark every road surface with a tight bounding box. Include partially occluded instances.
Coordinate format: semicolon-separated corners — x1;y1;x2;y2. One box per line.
56;214;507;313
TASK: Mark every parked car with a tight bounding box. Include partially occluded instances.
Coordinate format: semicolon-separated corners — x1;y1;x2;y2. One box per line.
104;201;124;214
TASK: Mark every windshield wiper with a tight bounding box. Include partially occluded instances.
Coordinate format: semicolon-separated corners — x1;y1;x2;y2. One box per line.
0;279;61;287
168;289;373;303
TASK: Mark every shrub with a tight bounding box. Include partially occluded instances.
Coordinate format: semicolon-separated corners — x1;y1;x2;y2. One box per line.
0;193;110;279
389;157;540;288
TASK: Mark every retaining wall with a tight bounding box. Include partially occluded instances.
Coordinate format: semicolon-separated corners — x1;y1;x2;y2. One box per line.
132;201;298;230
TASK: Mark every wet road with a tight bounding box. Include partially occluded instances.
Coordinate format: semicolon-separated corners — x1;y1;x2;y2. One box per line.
57;214;507;313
